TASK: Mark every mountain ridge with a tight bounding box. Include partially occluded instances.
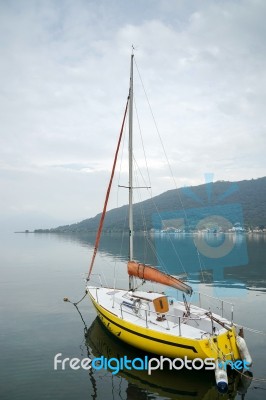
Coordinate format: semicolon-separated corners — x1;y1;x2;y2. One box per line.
35;176;266;233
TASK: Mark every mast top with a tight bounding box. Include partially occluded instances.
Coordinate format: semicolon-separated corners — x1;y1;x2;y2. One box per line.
131;45;136;59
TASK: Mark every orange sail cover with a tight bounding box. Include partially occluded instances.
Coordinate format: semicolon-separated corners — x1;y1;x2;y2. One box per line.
128;261;192;295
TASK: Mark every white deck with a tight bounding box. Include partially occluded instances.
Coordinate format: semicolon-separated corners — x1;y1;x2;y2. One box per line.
87;286;231;340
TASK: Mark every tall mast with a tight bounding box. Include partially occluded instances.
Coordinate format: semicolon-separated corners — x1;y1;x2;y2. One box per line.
128;52;134;290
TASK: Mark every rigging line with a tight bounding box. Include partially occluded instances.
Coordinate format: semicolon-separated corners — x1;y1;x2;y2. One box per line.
118;215;127;257
132;155;167;270
114;210;128;292
133;161;150;262
150;207;188;276
132;151;188;277
131;171;162;271
133;59;188;278
113;107;128;290
132;154;151;192
132;168;166;270
129;142;159;266
116;105;127;207
196;248;205;284
133;86;170;267
144;195;188;275
87;97;129;281
133;94;152;189
134;57;188;222
132;168;188;283
234;324;266;335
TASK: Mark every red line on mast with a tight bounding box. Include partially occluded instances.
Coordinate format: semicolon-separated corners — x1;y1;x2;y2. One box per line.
87;97;129;280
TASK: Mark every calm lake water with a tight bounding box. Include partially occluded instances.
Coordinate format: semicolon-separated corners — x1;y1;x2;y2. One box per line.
1;231;266;400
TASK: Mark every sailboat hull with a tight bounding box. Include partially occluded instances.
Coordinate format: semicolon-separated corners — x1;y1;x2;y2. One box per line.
87;287;241;361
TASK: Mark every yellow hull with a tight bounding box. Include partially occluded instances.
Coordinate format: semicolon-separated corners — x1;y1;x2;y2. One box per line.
88;292;241;361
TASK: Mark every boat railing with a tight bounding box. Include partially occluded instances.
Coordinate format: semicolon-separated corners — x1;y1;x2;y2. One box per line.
119;302;208;335
193;290;234;324
88;273;103;287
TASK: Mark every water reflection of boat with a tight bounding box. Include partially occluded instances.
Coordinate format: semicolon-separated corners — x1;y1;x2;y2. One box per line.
85;316;243;400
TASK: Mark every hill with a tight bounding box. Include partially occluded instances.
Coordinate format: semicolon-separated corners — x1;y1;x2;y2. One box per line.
35;177;266;233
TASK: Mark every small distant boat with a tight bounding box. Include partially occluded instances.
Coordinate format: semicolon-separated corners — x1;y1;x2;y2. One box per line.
86;50;252;393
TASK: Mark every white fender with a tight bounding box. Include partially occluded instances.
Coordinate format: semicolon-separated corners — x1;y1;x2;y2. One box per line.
215;360;228;394
236;335;252;367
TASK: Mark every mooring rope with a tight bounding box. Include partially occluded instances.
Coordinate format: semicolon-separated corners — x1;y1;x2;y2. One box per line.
235;323;266;335
63;290;88;306
234;368;266;383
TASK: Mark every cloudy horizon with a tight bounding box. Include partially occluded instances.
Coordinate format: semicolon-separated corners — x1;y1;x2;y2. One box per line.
1;0;265;233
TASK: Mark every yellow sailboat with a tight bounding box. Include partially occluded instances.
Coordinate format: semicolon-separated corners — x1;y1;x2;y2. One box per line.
86;317;245;400
86;51;252;393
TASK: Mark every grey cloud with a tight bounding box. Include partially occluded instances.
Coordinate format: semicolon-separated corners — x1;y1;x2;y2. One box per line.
0;0;265;230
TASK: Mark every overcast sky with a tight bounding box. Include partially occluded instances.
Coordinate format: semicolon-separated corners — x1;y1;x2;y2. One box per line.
0;0;265;232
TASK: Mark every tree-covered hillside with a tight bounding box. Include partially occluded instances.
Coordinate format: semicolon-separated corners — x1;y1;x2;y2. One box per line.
35;177;266;233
